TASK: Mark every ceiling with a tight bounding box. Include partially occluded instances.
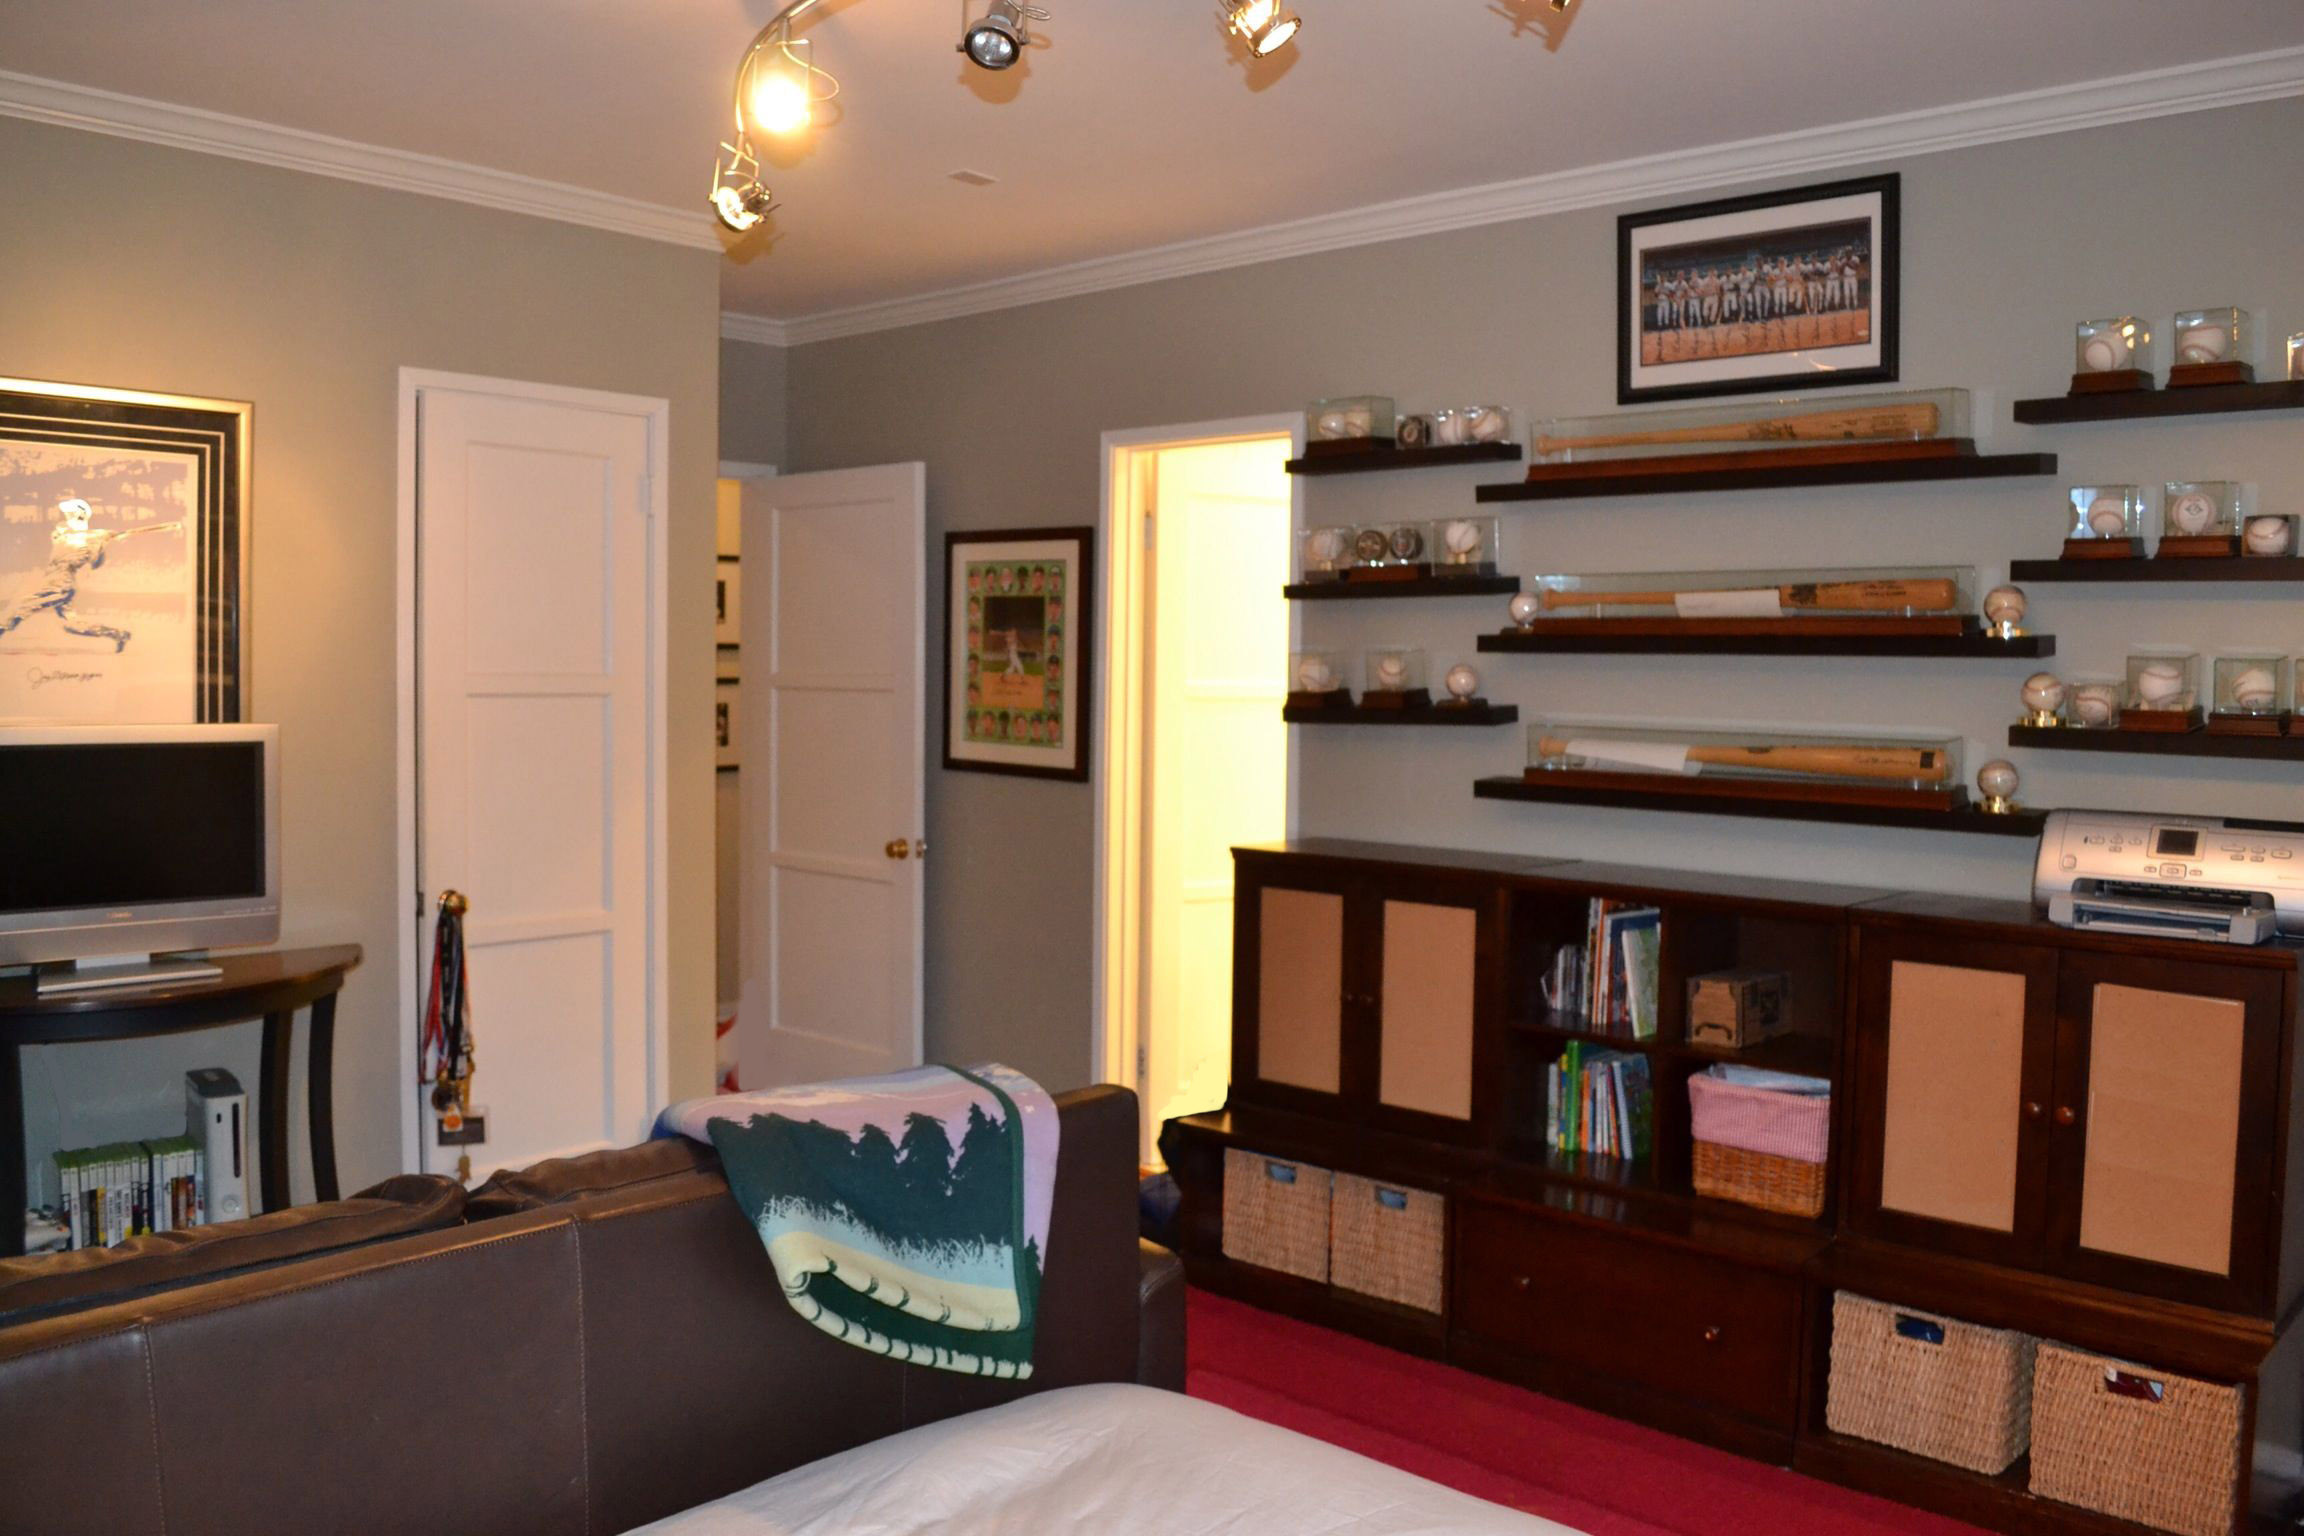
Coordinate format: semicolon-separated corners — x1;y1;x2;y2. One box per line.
5;0;2303;327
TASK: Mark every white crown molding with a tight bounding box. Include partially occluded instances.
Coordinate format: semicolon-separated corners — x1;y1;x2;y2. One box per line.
755;44;2304;345
719;311;794;347
0;68;723;252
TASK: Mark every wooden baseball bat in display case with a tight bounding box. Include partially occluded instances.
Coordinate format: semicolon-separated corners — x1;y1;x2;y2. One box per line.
1533;402;1939;458
1536;578;1960;614
1532;731;1956;785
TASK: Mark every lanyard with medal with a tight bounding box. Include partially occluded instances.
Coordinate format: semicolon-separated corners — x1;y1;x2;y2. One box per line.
418;890;478;1181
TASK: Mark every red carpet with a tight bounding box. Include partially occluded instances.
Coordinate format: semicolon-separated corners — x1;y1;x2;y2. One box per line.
1186;1287;1986;1536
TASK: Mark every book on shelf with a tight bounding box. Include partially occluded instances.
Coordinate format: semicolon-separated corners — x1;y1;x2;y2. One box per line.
1544;1044;1653;1162
1562;899;1661;1039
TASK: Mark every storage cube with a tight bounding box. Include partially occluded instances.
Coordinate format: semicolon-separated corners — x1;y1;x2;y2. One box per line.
1329;1173;1445;1313
1826;1292;2035;1474
2030;1341;2242;1536
1221;1148;1332;1283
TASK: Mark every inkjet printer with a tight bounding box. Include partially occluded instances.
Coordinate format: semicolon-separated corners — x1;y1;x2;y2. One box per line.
2034;809;2304;946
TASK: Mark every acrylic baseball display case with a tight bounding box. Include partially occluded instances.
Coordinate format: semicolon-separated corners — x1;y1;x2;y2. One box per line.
1524;722;1966;813
1363;647;1429;707
1431;406;1514;447
1432;515;1501;577
1517;566;1976;637
2168;307;2253;387
2064;485;2147;558
1528;388;1970;466
2122;651;2201;730
2066;676;2123;730
2071;316;2154;391
1346;521;1433;576
1306;395;1396;445
2159;481;2245;558
1287;650;1352;709
1298;525;1356;583
2244;516;2298;558
2209;655;2289;737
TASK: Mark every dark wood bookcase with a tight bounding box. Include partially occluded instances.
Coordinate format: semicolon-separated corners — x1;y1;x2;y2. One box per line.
1161;839;2304;1536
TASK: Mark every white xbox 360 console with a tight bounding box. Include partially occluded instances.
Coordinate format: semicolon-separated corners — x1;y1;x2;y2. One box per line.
187;1068;249;1221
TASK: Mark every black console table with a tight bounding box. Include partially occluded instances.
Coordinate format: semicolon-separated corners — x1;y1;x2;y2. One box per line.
0;945;362;1256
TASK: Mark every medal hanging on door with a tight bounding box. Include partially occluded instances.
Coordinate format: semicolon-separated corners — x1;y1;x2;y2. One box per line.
419;890;478;1176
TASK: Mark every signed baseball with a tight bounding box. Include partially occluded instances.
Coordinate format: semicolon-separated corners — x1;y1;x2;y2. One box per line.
1443;519;1485;557
2231;666;2279;711
1374;655;1409;690
2136;661;2186;707
1507;592;1541;628
1466;407;1510;444
2072;683;2120;726
2086;495;2131;537
1444;663;1480;700
1296;656;1336;693
1306;527;1347;565
1983;585;2027;627
2177;324;2231;365
2080;334;2125;372
2168;491;2219;535
2244;516;2293;556
2021;671;2066;714
1976;760;2020;801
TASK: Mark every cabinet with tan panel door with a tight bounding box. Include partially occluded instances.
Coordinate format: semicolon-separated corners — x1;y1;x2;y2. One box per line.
1847;903;2296;1315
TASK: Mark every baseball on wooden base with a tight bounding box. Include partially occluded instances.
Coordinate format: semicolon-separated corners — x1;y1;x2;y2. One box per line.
1444;663;1480;700
1507;592;1541;628
2086;495;2131;537
2177;324;2232;365
2020;671;2066;714
1374;655;1409;690
2167;491;2219;535
2231;666;2279;711
2136;661;2187;707
2072;683;2120;727
2244;516;2294;556
1982;585;2027;628
1295;656;1336;693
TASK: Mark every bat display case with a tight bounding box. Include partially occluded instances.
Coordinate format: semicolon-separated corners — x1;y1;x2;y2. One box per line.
1527;387;1970;466
1524;721;1966;813
1521;566;1974;633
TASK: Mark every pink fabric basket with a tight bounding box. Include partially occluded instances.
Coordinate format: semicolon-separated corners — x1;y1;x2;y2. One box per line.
1687;1074;1829;1164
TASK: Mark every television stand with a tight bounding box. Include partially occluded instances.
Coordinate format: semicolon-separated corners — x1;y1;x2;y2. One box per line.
34;953;224;997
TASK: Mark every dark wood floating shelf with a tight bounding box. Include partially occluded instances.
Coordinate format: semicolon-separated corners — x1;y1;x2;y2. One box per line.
2007;556;2304;584
1285;574;1522;600
2012;378;2304;424
1477;451;2059;502
1283;441;1524;476
1479;627;2053;658
1283;702;1519;727
2006;724;2304;761
1473;774;2047;837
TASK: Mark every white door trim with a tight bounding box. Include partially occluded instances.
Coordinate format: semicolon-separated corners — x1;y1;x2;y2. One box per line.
393;367;673;1175
1090;414;1303;1120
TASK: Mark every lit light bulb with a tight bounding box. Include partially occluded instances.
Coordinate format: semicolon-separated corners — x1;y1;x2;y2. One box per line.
1222;0;1302;58
748;68;813;135
1253;14;1299;52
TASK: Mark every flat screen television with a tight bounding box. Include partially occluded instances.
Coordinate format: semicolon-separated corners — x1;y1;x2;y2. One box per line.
0;724;280;989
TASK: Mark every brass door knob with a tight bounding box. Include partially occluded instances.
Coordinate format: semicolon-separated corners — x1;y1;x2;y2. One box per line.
885;839;911;860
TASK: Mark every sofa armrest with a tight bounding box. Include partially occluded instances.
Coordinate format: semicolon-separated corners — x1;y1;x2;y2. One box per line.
1136;1238;1187;1391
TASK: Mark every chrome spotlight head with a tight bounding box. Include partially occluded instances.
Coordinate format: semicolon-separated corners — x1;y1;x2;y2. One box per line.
961;1;1046;70
1221;0;1302;58
710;140;775;232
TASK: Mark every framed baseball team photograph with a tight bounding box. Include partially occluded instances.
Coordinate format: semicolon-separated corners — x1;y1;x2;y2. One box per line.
943;525;1092;782
1617;173;1899;404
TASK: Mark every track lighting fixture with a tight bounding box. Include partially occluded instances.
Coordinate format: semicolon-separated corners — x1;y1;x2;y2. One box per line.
708;2;841;232
1221;0;1302;58
960;0;1049;70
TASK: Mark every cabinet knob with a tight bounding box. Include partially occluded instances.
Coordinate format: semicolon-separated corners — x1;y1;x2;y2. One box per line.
2023;1101;2044;1121
1702;1325;1722;1345
2055;1105;2077;1127
1513;1274;1532;1292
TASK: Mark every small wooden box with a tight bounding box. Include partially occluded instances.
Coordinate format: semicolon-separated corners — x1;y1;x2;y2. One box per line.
1686;969;1789;1050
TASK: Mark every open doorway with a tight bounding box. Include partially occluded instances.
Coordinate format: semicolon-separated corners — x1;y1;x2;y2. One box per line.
1097;417;1301;1163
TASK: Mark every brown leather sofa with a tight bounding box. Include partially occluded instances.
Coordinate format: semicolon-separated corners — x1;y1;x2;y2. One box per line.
0;1083;1185;1536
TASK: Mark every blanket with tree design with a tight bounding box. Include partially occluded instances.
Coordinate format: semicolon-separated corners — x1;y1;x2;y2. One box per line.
656;1063;1058;1376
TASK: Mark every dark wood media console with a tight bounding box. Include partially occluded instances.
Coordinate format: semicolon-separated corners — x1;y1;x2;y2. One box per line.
1161;840;2304;1536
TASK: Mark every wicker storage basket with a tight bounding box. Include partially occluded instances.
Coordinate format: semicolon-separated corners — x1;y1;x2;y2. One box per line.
2030;1341;2242;1536
1688;1073;1829;1217
1329;1173;1445;1313
1221;1149;1331;1283
1693;1141;1826;1217
1825;1292;2035;1474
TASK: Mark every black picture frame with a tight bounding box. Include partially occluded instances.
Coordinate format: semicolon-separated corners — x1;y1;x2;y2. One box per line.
1616;173;1899;405
942;525;1093;782
0;377;250;722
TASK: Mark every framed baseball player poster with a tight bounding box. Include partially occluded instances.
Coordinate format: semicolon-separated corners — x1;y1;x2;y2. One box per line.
1617;174;1899;404
943;525;1092;781
0;377;248;724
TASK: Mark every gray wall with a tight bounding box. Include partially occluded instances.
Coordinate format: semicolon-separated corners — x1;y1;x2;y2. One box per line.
3;115;725;1208
720;337;788;469
767;97;2304;1093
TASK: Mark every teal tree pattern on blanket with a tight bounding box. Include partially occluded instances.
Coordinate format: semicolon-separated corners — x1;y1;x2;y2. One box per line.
704;1066;1042;1374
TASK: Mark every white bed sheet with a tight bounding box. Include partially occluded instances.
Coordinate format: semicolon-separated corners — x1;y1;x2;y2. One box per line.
625;1383;1576;1536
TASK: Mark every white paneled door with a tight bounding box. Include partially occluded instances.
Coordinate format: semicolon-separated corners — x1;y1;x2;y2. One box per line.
739;464;926;1087
409;378;663;1179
